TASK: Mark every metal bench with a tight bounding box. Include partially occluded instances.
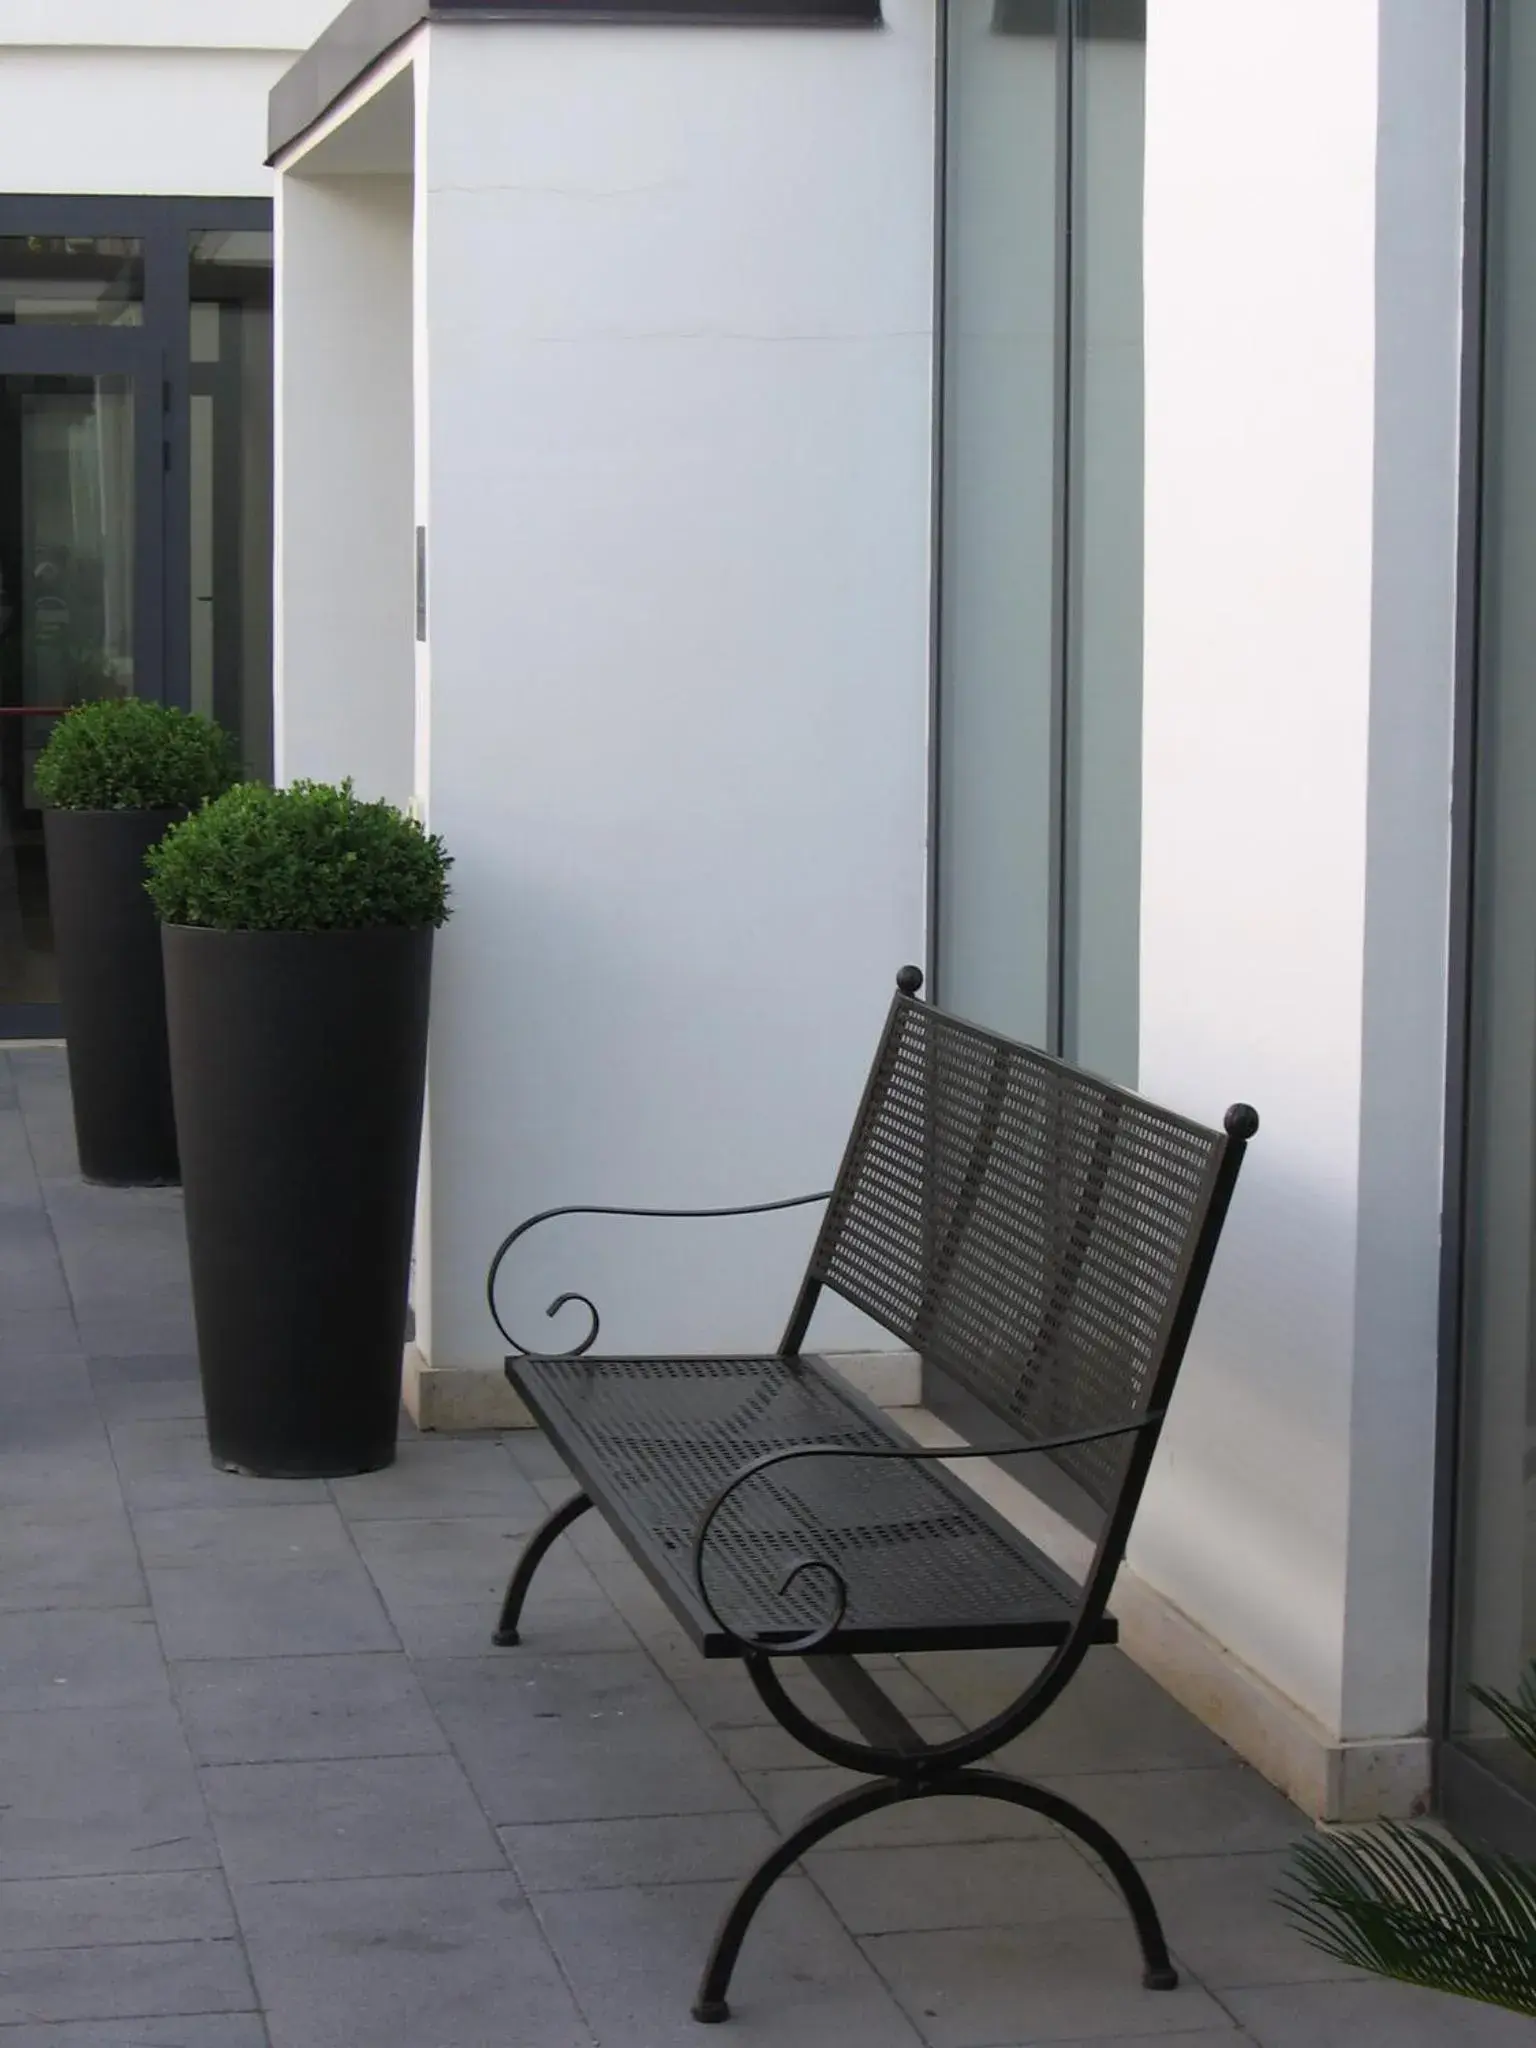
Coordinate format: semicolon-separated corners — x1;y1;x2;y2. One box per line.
486;967;1257;2024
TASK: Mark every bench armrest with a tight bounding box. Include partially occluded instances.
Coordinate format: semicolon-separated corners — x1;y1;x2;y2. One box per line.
690;1414;1163;1657
486;1191;833;1358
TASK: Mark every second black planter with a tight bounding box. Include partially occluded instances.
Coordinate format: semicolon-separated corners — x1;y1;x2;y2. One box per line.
45;807;182;1186
162;923;434;1479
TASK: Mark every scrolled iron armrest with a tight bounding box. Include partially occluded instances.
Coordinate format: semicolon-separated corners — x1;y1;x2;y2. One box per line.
485;1191;834;1358
690;1413;1164;1658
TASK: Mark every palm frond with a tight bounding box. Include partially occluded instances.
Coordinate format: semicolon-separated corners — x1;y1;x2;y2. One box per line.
1282;1821;1536;2017
1470;1669;1536;1768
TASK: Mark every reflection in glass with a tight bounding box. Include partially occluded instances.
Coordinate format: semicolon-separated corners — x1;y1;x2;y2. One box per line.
1063;0;1145;1082
189;231;274;779
0;374;136;1007
0;236;144;328
1455;0;1536;1807
936;0;1060;1047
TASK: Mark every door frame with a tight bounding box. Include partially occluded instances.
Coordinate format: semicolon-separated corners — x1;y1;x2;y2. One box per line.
0;195;272;1042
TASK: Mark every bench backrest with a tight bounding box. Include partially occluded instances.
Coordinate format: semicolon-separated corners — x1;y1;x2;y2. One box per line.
806;977;1253;1522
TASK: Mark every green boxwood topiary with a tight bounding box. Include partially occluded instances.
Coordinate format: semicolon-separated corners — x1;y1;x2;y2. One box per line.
144;779;452;932
34;698;240;813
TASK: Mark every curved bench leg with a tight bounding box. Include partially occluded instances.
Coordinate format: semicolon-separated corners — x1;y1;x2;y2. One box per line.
690;1765;1176;2024
692;1777;915;2023
957;1768;1178;1990
492;1490;592;1646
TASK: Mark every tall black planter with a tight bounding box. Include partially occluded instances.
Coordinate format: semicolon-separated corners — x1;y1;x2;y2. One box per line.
44;808;181;1187
162;924;433;1479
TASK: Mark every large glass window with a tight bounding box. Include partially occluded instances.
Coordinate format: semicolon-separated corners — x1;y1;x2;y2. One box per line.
1449;0;1536;1846
0;236;144;328
936;0;1145;1080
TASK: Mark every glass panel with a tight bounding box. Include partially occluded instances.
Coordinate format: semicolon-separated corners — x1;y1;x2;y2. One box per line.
0;236;144;328
1454;0;1536;1802
936;0;1060;1045
189;231;275;779
1063;0;1145;1083
0;372;136;1009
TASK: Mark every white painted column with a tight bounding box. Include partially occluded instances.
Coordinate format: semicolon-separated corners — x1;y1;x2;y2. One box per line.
1133;0;1464;1817
406;5;935;1416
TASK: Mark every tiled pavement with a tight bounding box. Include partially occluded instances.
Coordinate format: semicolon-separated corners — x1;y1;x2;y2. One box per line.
0;1043;1530;2048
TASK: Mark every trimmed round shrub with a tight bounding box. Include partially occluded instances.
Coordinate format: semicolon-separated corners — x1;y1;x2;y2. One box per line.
144;779;452;932
34;699;239;813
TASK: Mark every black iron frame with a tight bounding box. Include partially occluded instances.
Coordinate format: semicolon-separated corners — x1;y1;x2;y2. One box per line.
487;968;1257;2023
0;195;271;1042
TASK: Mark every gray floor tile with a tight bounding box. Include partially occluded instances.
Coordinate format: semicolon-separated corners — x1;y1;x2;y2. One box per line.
391;1593;635;1659
810;1838;1120;1936
1143;1851;1365;1989
864;1920;1236;2045
0;1940;254;2027
648;1630;947;1730
73;1313;200;1359
0;1871;236;1950
348;1509;572;1611
148;1562;397;1661
201;1753;505;1884
134;1505;356;1570
0;1503;146;1613
535;1874;927;2046
503;1428;572;1482
329;1437;542;1520
0;2024;269;2048
1033;1768;1304;1861
0;1449;124;1512
995;2038;1247;2048
112;1420;324;1511
745;1766;1054;1848
716;1714;962;1774
87;1355;204;1425
0;2023;268;2039
0;1708;216;1879
43;1182;191;1310
422;1651;756;1824
235;1872;591;2048
1229;1979;1536;2045
0;1206;71;1313
174;1652;447;1765
900;1650;1236;1778
503;1809;781;1893
0;1310;88;1362
0;1609;169;1711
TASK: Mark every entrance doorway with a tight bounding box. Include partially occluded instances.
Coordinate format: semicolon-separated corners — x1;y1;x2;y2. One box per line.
0;200;273;1040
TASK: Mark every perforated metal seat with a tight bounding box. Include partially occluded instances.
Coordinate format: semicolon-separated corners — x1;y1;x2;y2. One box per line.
510;1350;1106;1657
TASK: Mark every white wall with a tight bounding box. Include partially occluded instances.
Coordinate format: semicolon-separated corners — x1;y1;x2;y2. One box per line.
1137;0;1462;1753
0;1;331;46
0;2;339;196
0;49;293;196
275;165;416;806
413;6;935;1372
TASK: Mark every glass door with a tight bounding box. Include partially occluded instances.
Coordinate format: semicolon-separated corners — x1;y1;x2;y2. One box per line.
0;328;163;1036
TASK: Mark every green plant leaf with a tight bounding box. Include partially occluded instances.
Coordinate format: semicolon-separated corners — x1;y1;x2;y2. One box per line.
34;698;239;812
1283;1818;1536;2017
144;778;451;932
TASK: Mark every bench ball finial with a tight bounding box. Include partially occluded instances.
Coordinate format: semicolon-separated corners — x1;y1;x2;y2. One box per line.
1224;1104;1260;1140
896;965;925;998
